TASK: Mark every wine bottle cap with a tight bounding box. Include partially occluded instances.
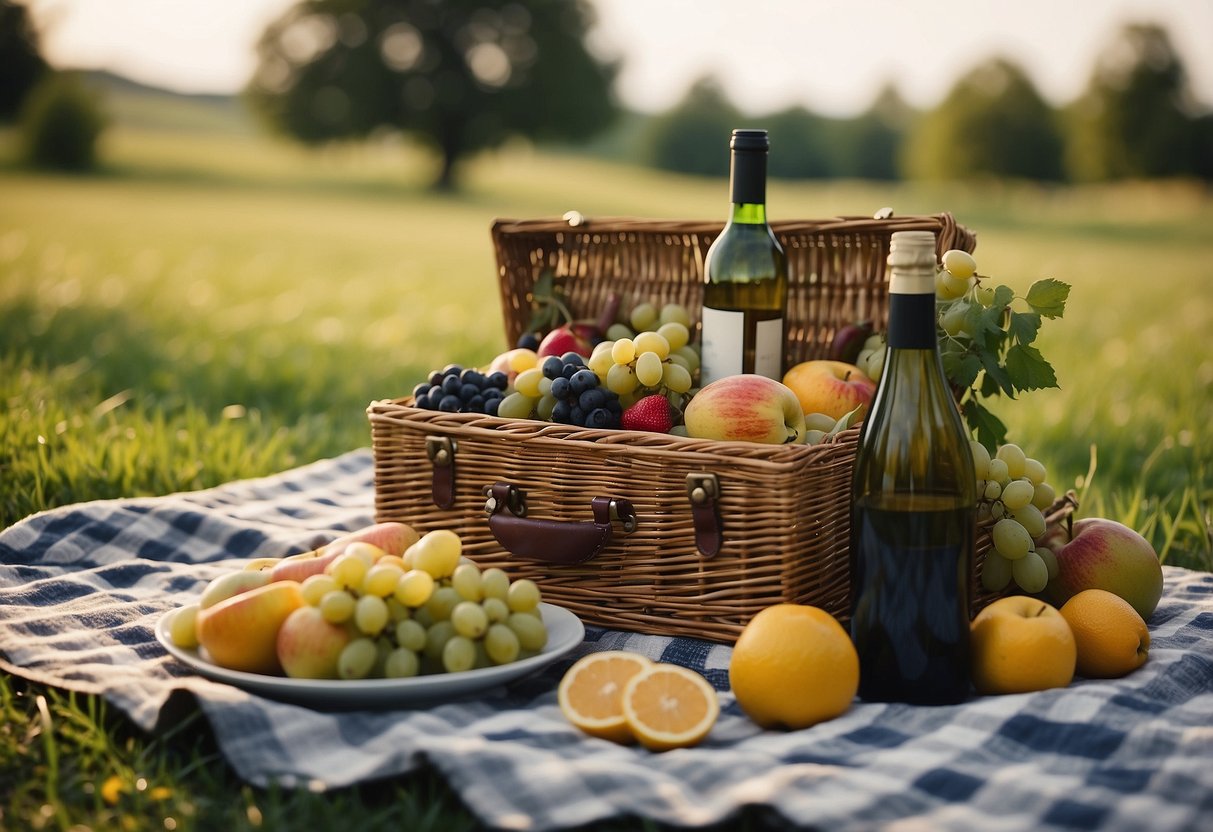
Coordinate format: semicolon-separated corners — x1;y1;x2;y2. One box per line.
888;231;937;294
730;129;769;153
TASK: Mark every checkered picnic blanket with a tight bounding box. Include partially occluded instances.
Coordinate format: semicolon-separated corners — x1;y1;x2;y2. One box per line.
2;449;1212;831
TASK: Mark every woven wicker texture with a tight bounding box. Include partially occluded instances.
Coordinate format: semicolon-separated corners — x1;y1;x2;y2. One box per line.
372;213;1068;643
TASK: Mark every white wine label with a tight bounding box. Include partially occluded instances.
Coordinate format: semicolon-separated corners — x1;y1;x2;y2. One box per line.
700;307;744;384
754;317;783;380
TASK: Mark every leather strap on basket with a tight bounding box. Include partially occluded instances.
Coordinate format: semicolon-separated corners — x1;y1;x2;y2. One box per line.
484;482;635;565
425;436;456;509
686;473;723;559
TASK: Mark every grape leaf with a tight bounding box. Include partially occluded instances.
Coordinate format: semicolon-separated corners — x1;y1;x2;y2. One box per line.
1009;311;1042;346
1026;279;1070;319
979;350;1017;397
992;284;1015;309
943;350;983;388
1005;344;1059;391
963;399;1008;449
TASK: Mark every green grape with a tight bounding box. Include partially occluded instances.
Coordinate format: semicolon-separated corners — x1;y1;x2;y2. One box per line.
343;542;384;565
301;574;339;606
592;339;615;357
412;606;434;628
605;323;634;342
425;586;461;621
394;568;435;607
484;623;521;665
980;551;1013;593
610;338;636;365
1001;479;1034;511
662;362;693;394
983;479;1003;501
970;440;991;480
673;345;700;373
1011;503;1047;539
935;269;969;300
1035;546;1059;581
1012;551;1049;593
423;620;455;662
354;594;389;635
328;553;369;590
974;285;996;307
451;562;483;601
373;637;393;677
506;578;541;613
167;604;200;649
1023;458;1047;486
482;596;509;624
587;348;615;378
942;249;977;279
506;612;548;651
338;638;378;680
629;302;658;332
536;393;558;420
537;376;553;396
497;391;537;420
992;518;1032;561
635;351;664;387
408;529;461;578
451;600;489;639
996;443;1027;480
386;598;411;623
659;302;691;327
481;567;510;601
633;331;670;360
319;589;356;624
864;349;886;382
1032;481;1057;511
656;321;690;351
606;363;638;395
666;352;691;372
442;635;476;673
987;458;1010;486
361;563;404;598
513;368;544;398
940;302;968;337
395;618;427;652
384;647;420;679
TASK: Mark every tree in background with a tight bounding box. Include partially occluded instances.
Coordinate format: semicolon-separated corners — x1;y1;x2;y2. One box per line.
639;77;739;177
833;84;913;180
20;72;108;172
903;58;1064;181
248;0;616;190
1066;23;1210;181
0;0;49;122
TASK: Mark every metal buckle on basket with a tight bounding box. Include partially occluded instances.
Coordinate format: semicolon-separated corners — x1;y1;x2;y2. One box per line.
686;473;719;505
483;483;527;518
425;435;456;466
609;499;638;534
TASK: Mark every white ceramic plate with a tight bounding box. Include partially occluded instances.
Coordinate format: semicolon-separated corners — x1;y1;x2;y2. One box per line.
155;602;584;709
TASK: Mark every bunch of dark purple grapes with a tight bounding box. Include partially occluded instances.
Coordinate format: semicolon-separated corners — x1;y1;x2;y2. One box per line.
412;365;509;415
542;354;621;429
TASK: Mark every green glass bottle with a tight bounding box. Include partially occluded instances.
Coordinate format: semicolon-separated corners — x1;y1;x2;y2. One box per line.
700;129;788;385
850;230;976;705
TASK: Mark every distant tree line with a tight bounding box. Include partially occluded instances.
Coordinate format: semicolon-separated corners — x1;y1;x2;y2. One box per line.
643;24;1212;184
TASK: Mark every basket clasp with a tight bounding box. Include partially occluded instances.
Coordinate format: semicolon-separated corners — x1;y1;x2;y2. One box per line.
686;473;723;559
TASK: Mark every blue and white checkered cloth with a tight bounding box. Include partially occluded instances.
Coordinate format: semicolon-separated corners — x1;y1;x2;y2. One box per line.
2;449;1212;831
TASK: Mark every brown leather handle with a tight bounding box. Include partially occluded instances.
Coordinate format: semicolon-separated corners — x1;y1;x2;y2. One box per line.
484;483;635;565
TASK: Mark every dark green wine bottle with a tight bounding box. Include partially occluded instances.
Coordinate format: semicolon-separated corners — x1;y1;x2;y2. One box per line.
700;129;788;385
850;230;976;705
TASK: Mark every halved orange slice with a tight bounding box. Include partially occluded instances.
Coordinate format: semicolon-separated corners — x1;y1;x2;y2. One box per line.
557;651;652;743
621;663;719;751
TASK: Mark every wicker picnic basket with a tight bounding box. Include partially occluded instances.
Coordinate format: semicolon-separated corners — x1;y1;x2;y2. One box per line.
369;213;1066;644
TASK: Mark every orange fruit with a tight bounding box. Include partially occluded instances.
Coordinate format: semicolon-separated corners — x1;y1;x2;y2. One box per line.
970;595;1076;695
727;604;858;729
621;664;719;751
557;651;652;743
1059;589;1150;678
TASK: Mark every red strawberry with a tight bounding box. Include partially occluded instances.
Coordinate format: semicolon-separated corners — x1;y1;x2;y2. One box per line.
622;395;673;433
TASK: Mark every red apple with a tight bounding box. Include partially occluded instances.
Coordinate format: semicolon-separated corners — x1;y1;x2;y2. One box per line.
782;360;877;421
536;324;594;358
276;606;352;679
1045;518;1164;621
684;374;806;445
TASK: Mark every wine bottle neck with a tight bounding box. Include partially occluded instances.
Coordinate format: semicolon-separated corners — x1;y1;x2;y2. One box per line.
729;202;768;224
729;149;767;208
886;292;938;350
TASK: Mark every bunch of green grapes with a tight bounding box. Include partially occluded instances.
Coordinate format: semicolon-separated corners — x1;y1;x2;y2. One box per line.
972;440;1060;595
301;530;547;680
587;301;700;411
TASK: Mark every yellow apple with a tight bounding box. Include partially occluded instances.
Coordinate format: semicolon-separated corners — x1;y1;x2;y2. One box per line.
782;360;877;421
195;581;305;675
276;605;352;679
684;374;806;445
970;595;1076;695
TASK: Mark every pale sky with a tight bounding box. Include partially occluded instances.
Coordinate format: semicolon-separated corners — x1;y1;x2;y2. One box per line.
24;0;1213;117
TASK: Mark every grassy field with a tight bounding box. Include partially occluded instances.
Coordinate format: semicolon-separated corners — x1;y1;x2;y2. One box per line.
2;125;1212;830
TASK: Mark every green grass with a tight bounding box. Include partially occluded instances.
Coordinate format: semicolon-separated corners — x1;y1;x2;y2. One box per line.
2;125;1212;829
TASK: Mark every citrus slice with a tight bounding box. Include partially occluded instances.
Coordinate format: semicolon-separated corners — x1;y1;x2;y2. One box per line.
621;663;719;751
557;651;652;743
